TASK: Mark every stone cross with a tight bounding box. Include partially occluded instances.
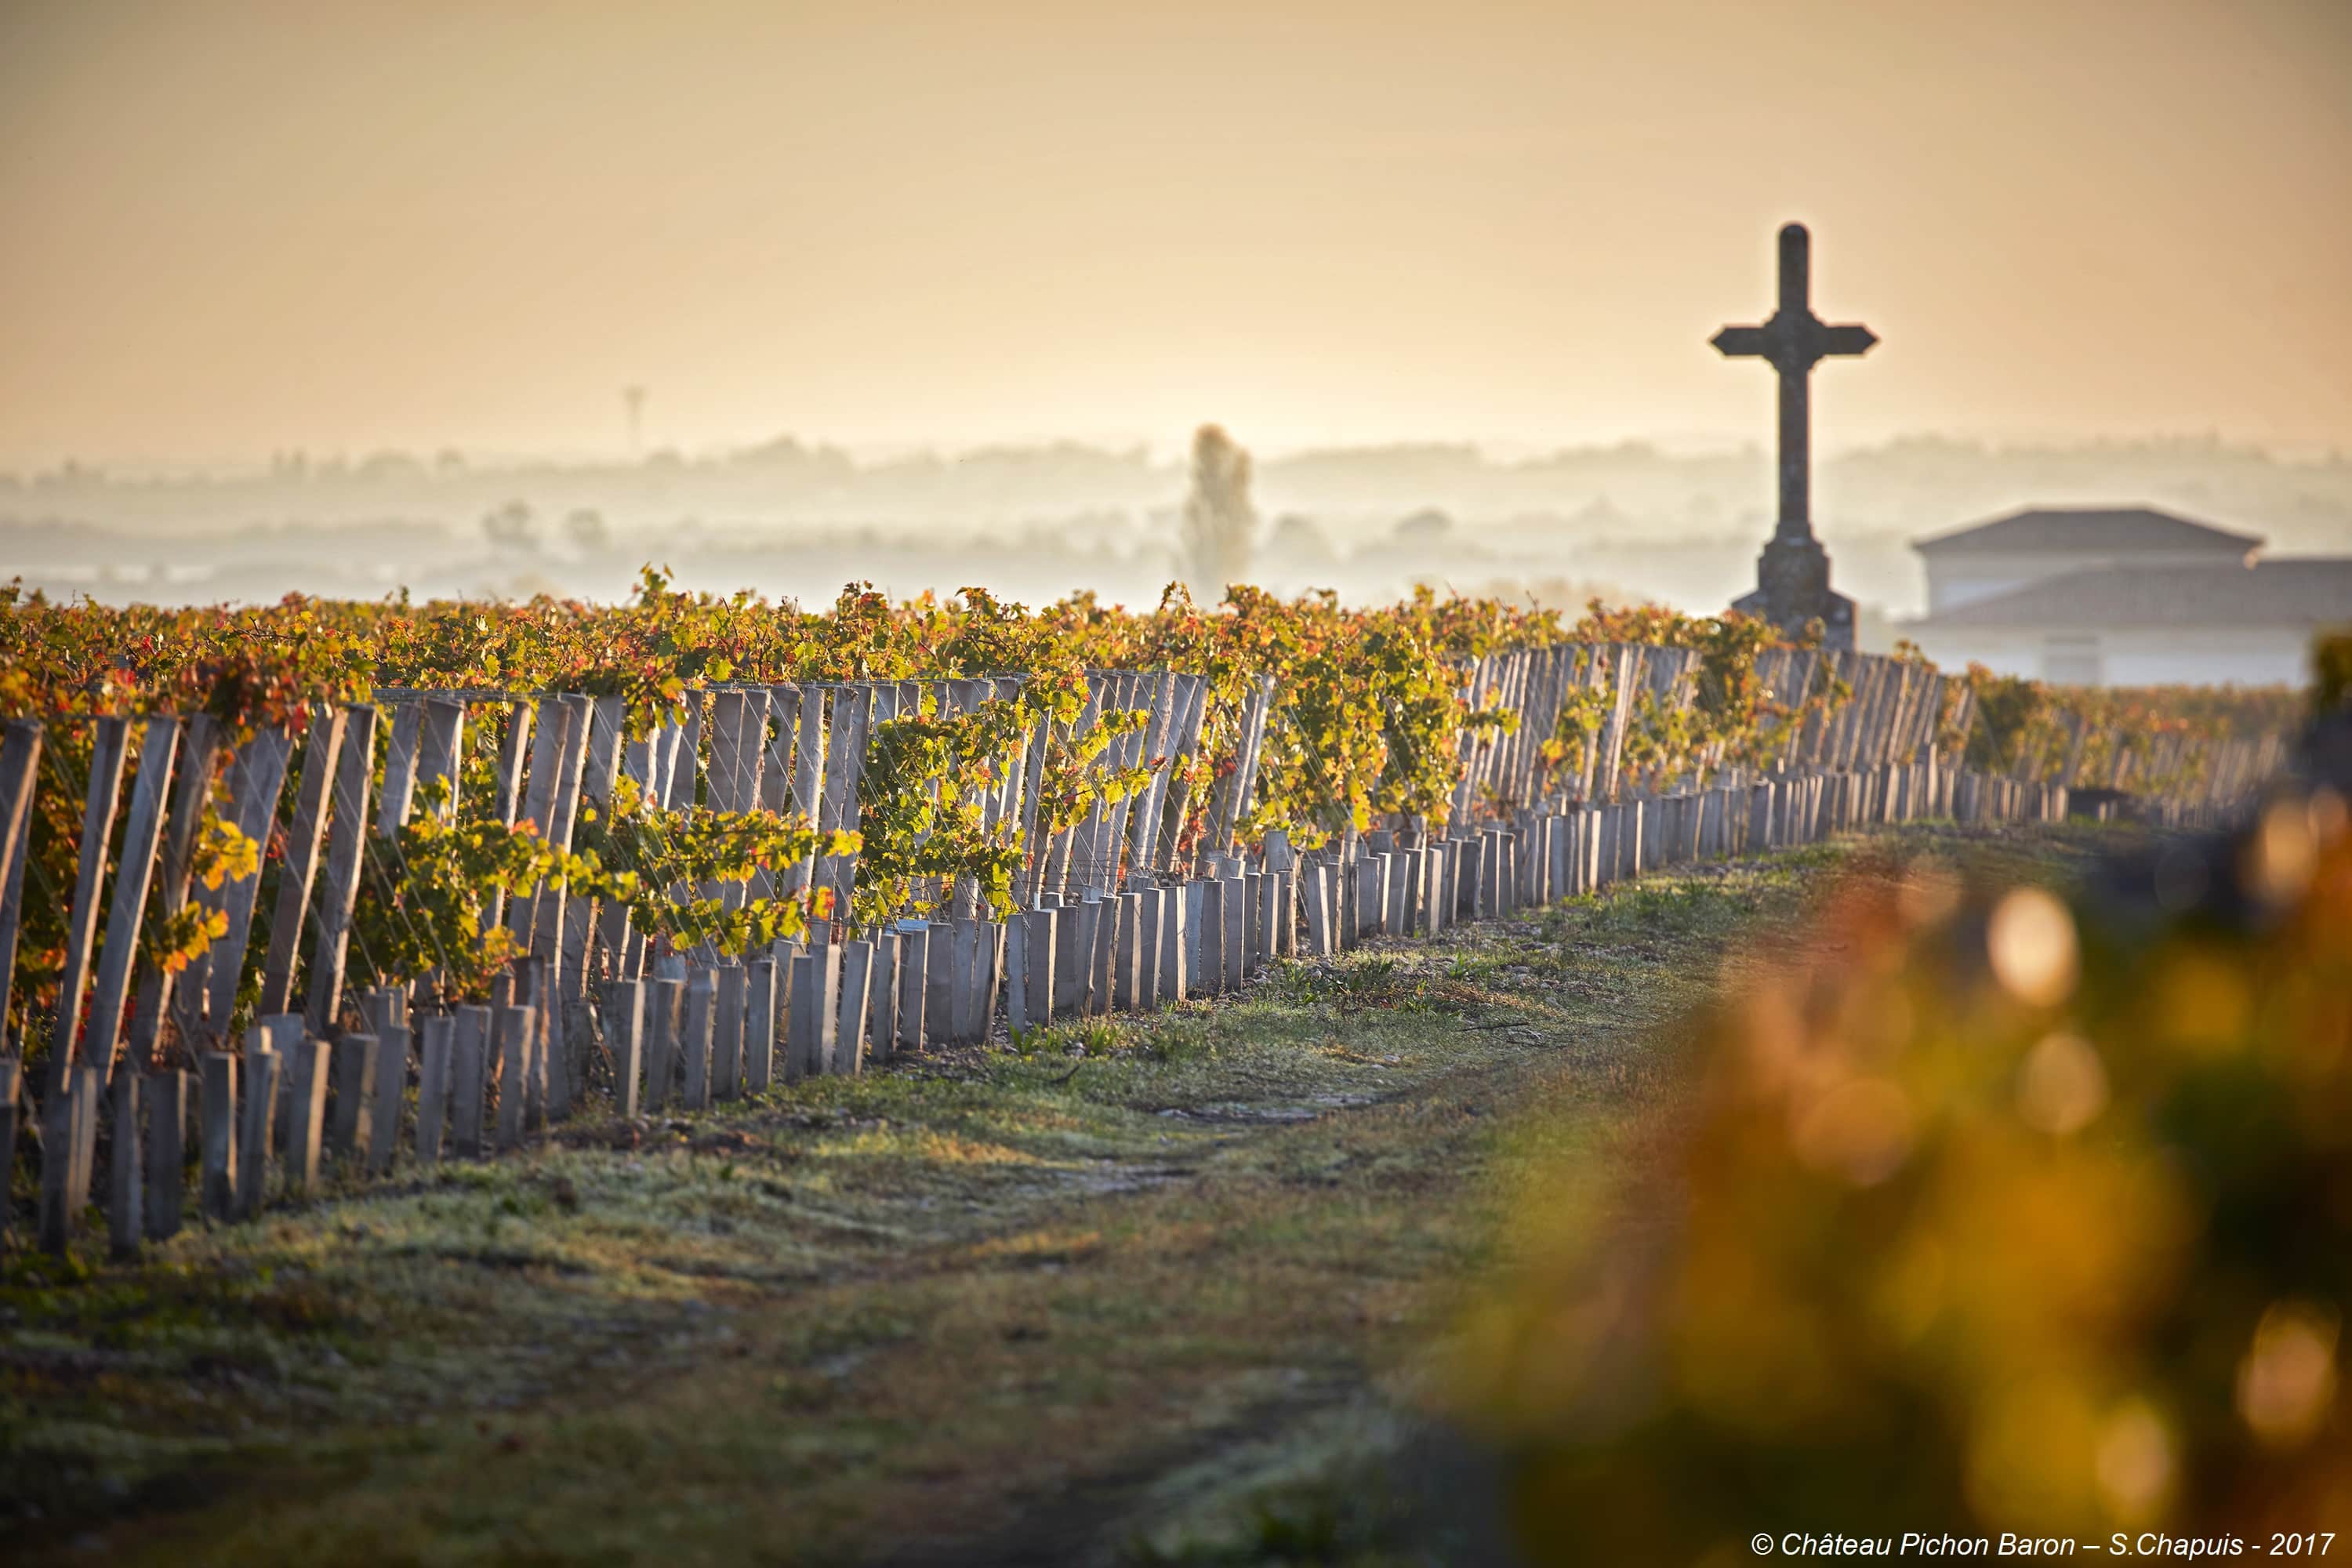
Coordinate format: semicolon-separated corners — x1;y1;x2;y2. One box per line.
1711;222;1877;643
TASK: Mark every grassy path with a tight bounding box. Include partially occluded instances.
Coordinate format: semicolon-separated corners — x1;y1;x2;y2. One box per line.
3;826;2111;1565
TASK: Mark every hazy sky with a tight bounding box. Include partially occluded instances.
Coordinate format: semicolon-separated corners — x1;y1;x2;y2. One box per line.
2;0;2347;468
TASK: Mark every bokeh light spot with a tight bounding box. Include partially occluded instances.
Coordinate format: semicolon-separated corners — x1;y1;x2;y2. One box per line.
2017;1032;2109;1135
1987;887;2078;1007
2243;799;2320;906
2237;1301;2340;1449
2093;1400;2176;1523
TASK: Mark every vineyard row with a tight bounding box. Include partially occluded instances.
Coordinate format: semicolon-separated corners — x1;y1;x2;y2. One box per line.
0;590;2299;1261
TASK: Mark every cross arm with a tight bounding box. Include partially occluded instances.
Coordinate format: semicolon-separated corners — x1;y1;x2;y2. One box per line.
1818;322;1878;357
1710;325;1769;358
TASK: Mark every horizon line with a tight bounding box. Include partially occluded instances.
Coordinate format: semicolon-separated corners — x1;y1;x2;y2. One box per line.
7;426;2347;482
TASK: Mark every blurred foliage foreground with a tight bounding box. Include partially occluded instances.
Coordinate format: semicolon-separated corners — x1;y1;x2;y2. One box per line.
1450;724;2352;1557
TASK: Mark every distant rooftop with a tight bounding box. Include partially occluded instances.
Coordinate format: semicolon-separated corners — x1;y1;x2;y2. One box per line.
1912;506;2265;558
1915;558;2352;630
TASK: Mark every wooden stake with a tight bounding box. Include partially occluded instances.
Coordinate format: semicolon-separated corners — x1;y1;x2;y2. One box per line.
285;1038;330;1193
681;971;714;1109
449;1007;489;1159
256;706;346;1018
1222;874;1246;991
743;960;776;1093
87;724;182;1081
145;1066;188;1240
865;935;897;1064
1136;892;1161;1011
414;1017;452;1165
711;962;746;1101
101;1068;143;1258
234;1047;279;1221
644;976;683;1109
328;1033;377;1163
894;926;927;1054
127;713;220;1073
45;717;132;1097
39;1065;98;1253
367;1024;407;1174
0;722;44;1047
835;941;873;1074
604;982;645;1117
304;706;379;1040
495;1007;532;1150
788;947;839;1078
0;1055;16;1239
199;1051;238;1221
193;726;292;1051
1196;883;1224;995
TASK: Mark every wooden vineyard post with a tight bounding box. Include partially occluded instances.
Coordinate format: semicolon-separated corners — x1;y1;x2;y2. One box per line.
0;1055;16;1240
711;962;746;1102
304;706;379;1041
0;720;44;1050
483;701;533;932
495;1006;534;1150
38;1065;100;1254
44;716;132;1098
706;689;764;911
681;971;714;1109
1087;902;1116;1019
788;946;840;1079
604;982;645;1117
375;701;425;837
835;941;873;1075
894;926;927;1055
745;953;782;1087
784;688;826;931
328;1033;378;1163
1014;710;1053;907
1053;902;1092;1017
256;706;347;1018
234;1044;280;1221
864;935;896;1065
250;1011;303;1157
532;695;593;1114
1197;882;1225;995
81;716;183;1089
1160;885;1188;1000
1000;913;1028;1036
367;1025;408;1175
644;977;684;1109
187;726;292;1054
414;1017;454;1166
143;1064;190;1241
1118;673;1177;891
285;1038;331;1194
560;695;624;1094
200;1052;238;1221
817;687;871;927
514;982;558;1139
415;697;466;815
1112;892;1143;1010
1222;872;1247;991
125;713;221;1074
449;1006;490;1160
1136;893;1162;1011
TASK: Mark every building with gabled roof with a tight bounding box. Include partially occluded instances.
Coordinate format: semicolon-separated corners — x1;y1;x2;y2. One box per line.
1913;506;2263;615
1901;506;2348;688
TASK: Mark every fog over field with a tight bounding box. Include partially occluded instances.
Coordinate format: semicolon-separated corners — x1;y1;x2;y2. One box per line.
10;4;2347;641
8;434;2350;644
